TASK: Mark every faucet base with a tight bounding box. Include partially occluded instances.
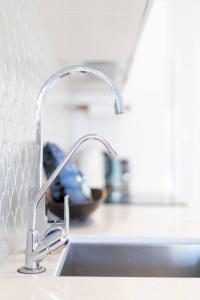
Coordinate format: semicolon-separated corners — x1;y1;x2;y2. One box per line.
17;266;46;274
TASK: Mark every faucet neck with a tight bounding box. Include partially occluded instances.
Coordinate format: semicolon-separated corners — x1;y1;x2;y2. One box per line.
35;65;124;189
30;134;117;230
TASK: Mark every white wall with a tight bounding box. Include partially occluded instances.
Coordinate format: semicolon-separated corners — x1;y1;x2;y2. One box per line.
122;0;172;201
122;0;200;206
0;0;63;260
169;0;200;207
45;0;173;201
45;0;200;207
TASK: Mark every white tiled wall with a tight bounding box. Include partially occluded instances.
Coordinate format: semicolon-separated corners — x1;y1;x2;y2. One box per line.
0;0;60;260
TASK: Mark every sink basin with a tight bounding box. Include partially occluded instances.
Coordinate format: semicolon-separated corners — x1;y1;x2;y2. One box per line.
58;237;200;278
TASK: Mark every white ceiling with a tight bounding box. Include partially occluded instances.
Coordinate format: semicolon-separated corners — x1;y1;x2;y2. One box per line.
38;0;153;86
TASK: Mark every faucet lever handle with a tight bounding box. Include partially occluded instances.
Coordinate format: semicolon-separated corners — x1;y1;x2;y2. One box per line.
63;195;69;234
48;195;69;234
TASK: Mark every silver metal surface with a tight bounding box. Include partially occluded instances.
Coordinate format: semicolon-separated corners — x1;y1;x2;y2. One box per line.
19;134;117;274
17;266;46;274
59;241;200;278
19;65;123;274
31;134;117;230
36;65;124;189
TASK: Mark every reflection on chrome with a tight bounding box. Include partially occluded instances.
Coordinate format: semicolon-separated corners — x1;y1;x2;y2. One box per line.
18;134;117;274
18;65;123;274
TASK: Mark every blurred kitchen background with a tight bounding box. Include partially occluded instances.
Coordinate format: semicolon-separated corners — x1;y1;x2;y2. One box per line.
1;0;200;259
40;0;200;208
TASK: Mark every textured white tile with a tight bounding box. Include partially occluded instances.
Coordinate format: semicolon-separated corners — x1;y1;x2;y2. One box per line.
0;0;59;260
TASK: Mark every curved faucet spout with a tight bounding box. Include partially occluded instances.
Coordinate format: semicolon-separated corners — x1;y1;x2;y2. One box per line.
31;134;117;230
36;65;124;188
19;65;124;274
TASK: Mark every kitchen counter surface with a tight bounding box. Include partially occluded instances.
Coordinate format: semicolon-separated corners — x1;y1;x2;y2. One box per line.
1;204;200;299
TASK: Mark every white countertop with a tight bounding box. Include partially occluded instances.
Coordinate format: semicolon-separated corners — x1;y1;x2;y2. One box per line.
70;204;200;238
1;204;200;300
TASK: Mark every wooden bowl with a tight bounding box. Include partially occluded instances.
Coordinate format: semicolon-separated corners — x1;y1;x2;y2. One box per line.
46;189;106;221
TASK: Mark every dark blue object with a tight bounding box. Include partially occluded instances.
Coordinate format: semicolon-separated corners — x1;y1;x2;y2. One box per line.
43;143;91;204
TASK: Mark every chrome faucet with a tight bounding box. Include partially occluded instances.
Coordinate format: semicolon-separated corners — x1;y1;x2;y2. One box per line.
18;134;117;274
18;66;124;274
35;65;124;189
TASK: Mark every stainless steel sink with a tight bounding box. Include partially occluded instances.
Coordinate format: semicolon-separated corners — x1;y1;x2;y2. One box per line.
58;238;200;278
